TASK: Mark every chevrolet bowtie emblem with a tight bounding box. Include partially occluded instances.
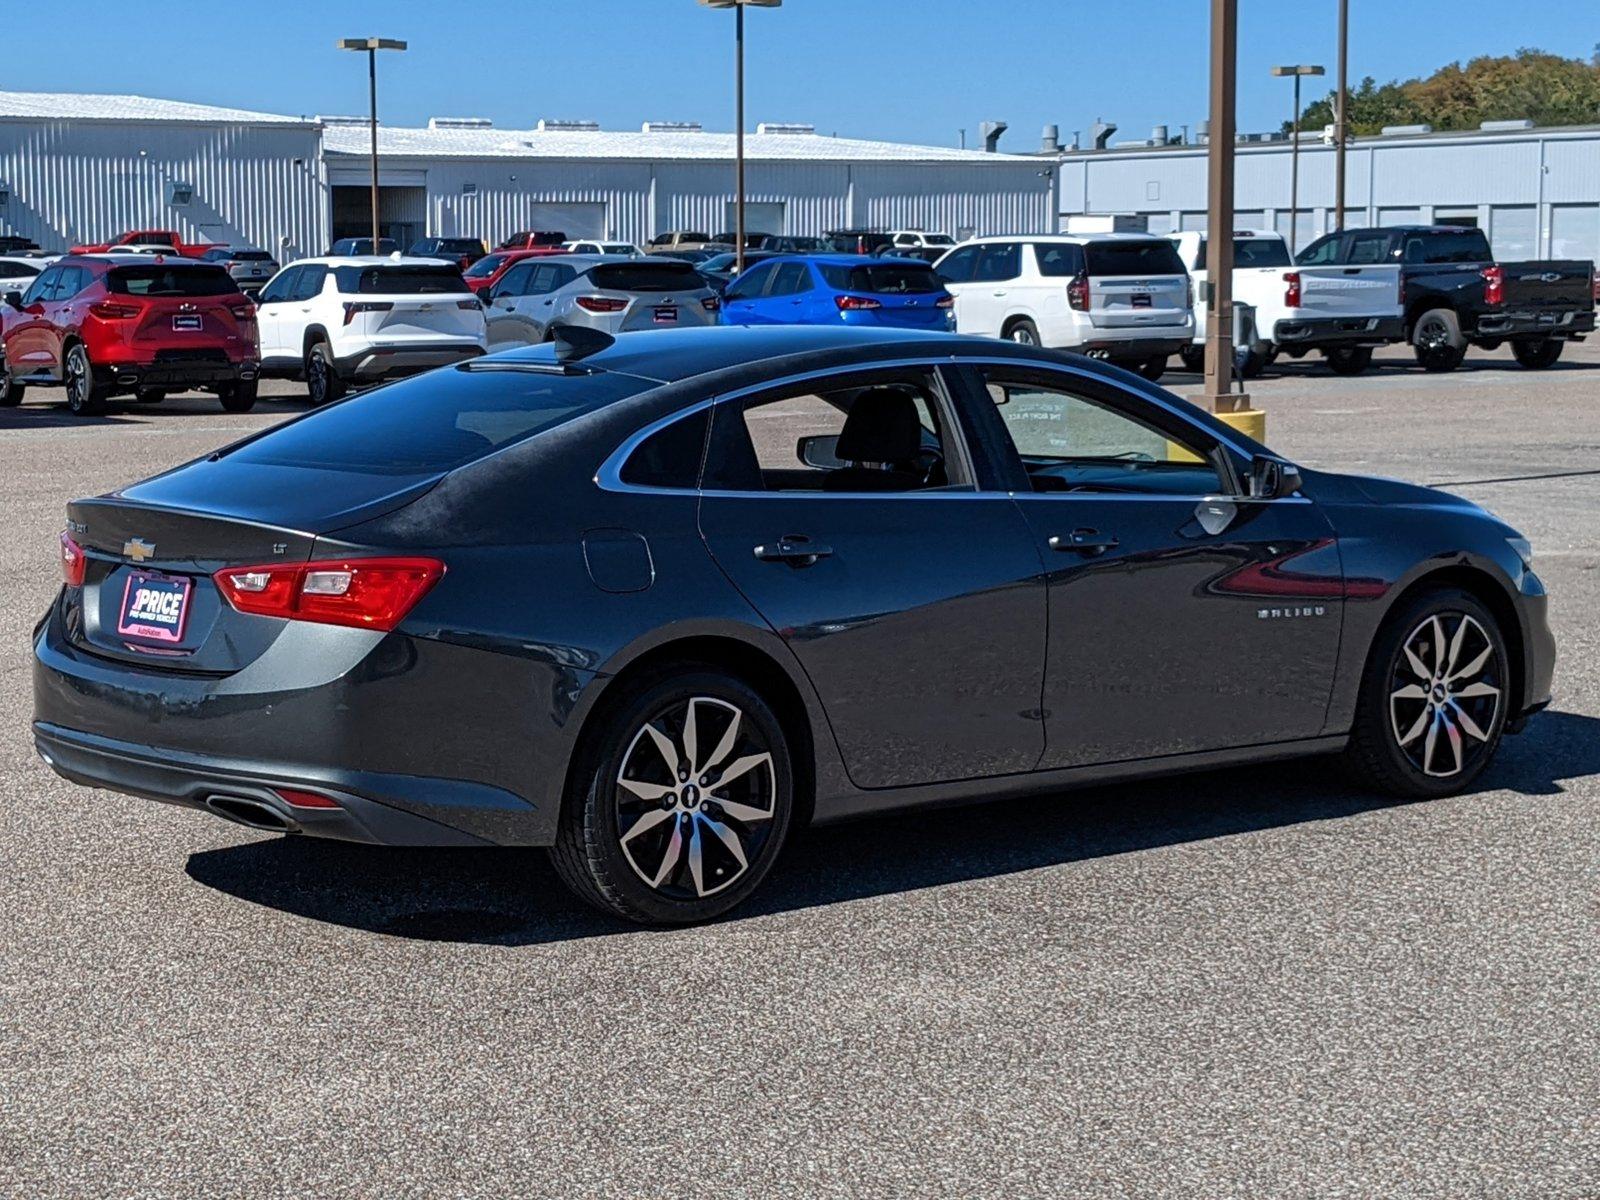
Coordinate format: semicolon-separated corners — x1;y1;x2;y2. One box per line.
123;538;155;562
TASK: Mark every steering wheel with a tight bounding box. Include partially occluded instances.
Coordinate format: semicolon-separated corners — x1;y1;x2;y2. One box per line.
912;447;946;486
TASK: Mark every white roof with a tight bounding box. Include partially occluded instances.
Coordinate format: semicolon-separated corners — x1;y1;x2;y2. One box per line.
324;122;1037;165
0;90;313;126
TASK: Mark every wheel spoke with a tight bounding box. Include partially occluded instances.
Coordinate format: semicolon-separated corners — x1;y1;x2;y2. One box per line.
1446;616;1471;676
1423;713;1441;773
651;821;684;888
618;777;677;803
620;806;674;843
703;816;749;873
714;751;771;789
702;708;742;775
1454;680;1499;700
1397;706;1431;747
1429;616;1447;675
710;796;773;824
687;819;706;897
643;722;680;778
1448;701;1488;742
682;699;701;776
1441;712;1464;774
1402;642;1431;682
1449;645;1492;683
1391;683;1427;702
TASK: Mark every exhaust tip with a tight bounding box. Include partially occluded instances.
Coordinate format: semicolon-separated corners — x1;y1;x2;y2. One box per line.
205;794;293;833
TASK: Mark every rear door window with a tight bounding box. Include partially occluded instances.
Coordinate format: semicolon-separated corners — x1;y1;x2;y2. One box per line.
767;262;813;295
1083;240;1186;277
972;243;1021;283
1195;238;1292;270
588;262;701;292
1412;230;1492;263
1296;235;1342;265
1348;233;1394;264
293;264;328;301
106;265;238;296
334;265;470;294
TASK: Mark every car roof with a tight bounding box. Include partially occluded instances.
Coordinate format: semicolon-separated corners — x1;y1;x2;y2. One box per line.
70;252;207;266
301;255;462;267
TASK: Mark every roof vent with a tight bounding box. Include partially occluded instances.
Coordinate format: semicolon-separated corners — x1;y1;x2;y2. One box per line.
317;114;371;126
1480;118;1535;132
536;119;600;133
1040;124;1061;153
428;116;493;130
642;121;704;133
981;120;1008;152
1380;123;1433;136
1091;117;1118;151
756;122;815;135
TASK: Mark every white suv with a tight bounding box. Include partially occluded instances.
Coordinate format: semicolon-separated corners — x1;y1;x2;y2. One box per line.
254;256;487;403
935;235;1193;379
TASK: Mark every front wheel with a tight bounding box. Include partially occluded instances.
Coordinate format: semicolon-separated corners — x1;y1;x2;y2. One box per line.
1510;336;1563;369
1178;345;1206;373
218;379;258;413
0;361;22;407
1412;309;1466;372
63;343;107;415
1344;588;1508;798
550;669;795;925
1324;345;1375;376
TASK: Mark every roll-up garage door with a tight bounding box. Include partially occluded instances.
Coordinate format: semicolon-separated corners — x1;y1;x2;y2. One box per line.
527;202;607;239
724;201;786;235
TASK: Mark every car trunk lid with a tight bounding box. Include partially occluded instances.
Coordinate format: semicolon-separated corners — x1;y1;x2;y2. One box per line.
1498;260;1594;316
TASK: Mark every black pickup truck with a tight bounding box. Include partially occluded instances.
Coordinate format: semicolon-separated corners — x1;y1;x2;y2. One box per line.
1296;225;1596;371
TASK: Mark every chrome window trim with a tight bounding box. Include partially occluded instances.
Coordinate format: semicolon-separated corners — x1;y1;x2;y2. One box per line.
595;353;1267;497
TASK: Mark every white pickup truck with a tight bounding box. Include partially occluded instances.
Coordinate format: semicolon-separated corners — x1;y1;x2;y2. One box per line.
1168;230;1403;376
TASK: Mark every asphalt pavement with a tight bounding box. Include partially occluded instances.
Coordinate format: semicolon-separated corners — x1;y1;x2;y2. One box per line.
1;341;1597;1198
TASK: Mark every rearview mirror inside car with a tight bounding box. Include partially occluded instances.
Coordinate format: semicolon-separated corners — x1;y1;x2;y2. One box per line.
797;434;845;471
1248;455;1303;500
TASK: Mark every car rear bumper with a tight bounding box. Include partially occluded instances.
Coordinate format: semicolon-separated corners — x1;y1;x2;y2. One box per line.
335;342;485;381
1271;314;1405;346
93;357;258;390
1070;334;1191;361
1475;309;1596;339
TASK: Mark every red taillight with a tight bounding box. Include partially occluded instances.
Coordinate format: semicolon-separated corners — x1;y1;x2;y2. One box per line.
1066;274;1090;312
1283;271;1302;308
701;295;721;312
230;302;255;321
456;298;480;311
835;294;881;310
213;557;444;632
342;301;394;325
1481;265;1504;307
89;301;140;320
275;787;341;810
59;531;86;587
935;293;955;308
1592;271;1600;303
575;295;627;313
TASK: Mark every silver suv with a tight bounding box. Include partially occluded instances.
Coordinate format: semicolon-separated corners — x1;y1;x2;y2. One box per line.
484;255;719;349
200;247;280;291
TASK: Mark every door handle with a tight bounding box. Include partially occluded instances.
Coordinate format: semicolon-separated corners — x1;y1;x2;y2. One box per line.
753;536;833;566
1049;529;1119;556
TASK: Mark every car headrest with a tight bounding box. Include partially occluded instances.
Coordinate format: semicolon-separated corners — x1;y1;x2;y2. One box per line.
835;388;922;463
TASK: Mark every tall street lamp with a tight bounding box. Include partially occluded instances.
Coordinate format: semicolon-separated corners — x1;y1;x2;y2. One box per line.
1271;64;1324;256
337;37;407;251
1333;0;1349;231
698;0;780;275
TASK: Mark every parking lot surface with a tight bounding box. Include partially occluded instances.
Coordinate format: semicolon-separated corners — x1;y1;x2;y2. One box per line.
3;344;1597;1198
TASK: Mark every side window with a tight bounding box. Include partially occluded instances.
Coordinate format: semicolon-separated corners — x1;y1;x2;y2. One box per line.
768;262;811;295
1032;242;1084;277
650;233;671;246
894;233;915;246
1296;235;1340;266
724;262;775;300
981;371;1225;497
973;242;1021;283
935;245;979;284
294;265;328;301
496;262;535;296
23;267;60;305
619;407;711;489
1348;233;1392;265
56;266;89;297
705;370;963;494
257;267;298;305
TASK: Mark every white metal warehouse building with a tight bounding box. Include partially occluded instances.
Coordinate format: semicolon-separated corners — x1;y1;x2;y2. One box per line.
0;90;1057;256
1057;122;1600;262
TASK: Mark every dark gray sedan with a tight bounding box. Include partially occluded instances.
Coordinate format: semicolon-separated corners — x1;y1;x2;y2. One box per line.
33;327;1554;924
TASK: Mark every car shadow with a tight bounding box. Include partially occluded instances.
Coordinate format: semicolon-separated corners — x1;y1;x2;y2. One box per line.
183;708;1600;946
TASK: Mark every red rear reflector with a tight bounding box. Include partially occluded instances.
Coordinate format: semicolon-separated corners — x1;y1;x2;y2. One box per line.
59;531;86;587
835;294;881;310
575;295;627;313
935;293;955;308
456;298;481;311
214;557;444;631
1283;271;1302;308
701;295;721;312
275;787;340;810
89;301;140;320
1480;265;1504;307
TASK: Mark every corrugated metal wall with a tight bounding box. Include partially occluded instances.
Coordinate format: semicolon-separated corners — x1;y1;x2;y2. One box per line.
416;159;652;246
0;119;327;258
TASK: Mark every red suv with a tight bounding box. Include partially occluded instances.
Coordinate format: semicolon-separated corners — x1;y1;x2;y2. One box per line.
0;255;259;415
462;247;571;296
496;230;567;251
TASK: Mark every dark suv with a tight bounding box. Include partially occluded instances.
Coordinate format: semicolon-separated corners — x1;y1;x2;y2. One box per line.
824;230;895;256
408;237;487;270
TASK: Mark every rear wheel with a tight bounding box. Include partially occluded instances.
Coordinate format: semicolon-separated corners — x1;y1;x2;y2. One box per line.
1324;345;1375;376
63;343;107;415
1178;345;1206;373
1003;317;1040;346
0;361;22;407
1411;309;1466;372
1133;356;1166;381
1344;587;1508;798
304;341;345;406
550;669;795;925
1510;336;1563;369
218;379;258;413
1237;345;1273;378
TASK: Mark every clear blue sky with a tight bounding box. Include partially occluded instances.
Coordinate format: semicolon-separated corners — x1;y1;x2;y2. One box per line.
10;1;1599;148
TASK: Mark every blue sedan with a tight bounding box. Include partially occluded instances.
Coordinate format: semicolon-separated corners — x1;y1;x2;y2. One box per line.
720;254;955;331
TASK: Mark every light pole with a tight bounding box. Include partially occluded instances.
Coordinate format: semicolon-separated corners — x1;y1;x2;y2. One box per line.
1271;64;1324;255
699;0;780;275
337;37;407;251
1334;0;1349;231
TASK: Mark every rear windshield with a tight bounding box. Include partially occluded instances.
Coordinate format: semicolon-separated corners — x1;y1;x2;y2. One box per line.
1407;230;1492;264
440;239;483;253
464;254;506;278
588;262;701;292
223;367;656;475
1195;238;1292;270
230;250;274;262
818;263;944;293
1084;240;1186;277
107;265;238;297
333;265;470;295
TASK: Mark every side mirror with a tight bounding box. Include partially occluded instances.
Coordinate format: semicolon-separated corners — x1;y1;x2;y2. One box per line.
798;434;845;470
1248;455;1303;500
3;291;21;309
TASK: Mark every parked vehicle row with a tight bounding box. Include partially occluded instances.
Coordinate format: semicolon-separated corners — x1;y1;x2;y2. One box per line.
483;256;718;351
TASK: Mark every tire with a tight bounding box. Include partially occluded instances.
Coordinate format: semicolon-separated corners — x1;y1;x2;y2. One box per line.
135;387;166;403
1133;356;1166;382
1178;345;1206;373
1324;345;1375;376
1411;309;1466;373
1003;318;1040;346
304;341;345;406
1510;336;1563;369
218;379;258;413
1344;587;1509;799
1237;345;1272;379
549;668;796;926
63;343;107;415
0;362;22;408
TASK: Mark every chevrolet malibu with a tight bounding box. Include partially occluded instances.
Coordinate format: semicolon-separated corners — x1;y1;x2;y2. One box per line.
32;326;1554;925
